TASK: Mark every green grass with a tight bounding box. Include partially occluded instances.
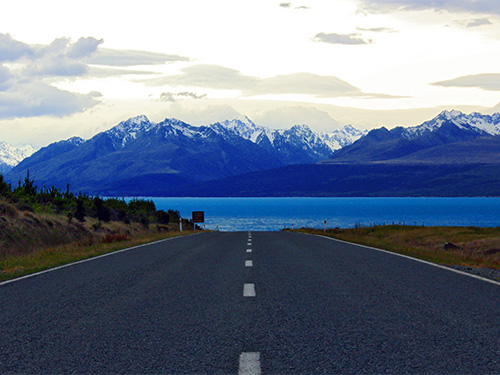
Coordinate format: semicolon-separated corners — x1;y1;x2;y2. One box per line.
296;225;500;270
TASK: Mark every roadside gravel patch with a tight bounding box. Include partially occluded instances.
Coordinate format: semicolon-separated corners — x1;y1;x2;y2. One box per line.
448;265;500;281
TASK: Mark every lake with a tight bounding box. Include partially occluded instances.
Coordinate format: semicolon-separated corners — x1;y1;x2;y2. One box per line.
137;197;500;231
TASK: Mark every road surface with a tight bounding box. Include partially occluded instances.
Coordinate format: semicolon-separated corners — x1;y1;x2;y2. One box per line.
1;231;499;374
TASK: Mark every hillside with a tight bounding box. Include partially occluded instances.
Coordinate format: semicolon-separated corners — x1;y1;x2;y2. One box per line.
155;163;500;197
6;115;364;195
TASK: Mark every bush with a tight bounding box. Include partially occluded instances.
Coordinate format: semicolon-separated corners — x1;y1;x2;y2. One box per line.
0;201;18;218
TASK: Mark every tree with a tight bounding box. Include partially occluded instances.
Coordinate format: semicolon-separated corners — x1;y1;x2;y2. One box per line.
74;198;86;222
93;197;110;222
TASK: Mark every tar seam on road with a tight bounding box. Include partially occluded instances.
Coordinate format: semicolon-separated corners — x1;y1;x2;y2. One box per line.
313;234;500;287
0;233;204;287
239;352;261;375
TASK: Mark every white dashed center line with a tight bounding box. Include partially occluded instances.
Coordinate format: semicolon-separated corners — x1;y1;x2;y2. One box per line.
245;260;253;267
246;249;252;253
238;352;261;375
243;283;256;297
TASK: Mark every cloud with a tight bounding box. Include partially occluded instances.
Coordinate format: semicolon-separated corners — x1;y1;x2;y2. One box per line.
0;33;33;62
0;83;101;119
279;2;291;8
357;27;398;33
465;18;492;27
253;106;341;130
150;64;258;91
432;73;500;91
358;0;500;16
313;32;371;45
147;64;398;99
0;33;190;119
87;48;189;66
160;91;207;102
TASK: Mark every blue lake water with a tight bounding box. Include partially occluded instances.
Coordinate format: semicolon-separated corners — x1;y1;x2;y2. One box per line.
138;197;500;231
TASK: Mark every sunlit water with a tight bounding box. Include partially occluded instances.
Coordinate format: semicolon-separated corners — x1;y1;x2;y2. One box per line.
129;197;500;231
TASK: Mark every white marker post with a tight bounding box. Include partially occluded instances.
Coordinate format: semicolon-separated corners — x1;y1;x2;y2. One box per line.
179;217;182;232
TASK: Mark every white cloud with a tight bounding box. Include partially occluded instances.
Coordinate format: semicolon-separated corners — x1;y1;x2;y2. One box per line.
432;73;500;91
146;64;397;99
0;34;191;119
87;48;189;67
253;106;341;131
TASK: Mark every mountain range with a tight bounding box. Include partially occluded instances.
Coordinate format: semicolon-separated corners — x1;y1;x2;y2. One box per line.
0;141;36;175
5;116;364;195
6;110;500;196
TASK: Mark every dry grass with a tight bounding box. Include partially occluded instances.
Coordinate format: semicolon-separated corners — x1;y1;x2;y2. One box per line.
0;210;195;281
297;225;500;270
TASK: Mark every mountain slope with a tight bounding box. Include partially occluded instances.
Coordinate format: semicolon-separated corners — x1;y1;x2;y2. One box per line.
324;110;500;164
0;141;37;174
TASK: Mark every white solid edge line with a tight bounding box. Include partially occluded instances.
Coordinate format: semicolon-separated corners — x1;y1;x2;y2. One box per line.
310;233;500;287
245;260;253;267
239;352;261;375
0;232;204;287
244;283;256;297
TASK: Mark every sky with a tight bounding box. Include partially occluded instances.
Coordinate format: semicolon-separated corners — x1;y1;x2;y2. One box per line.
1;0;500;148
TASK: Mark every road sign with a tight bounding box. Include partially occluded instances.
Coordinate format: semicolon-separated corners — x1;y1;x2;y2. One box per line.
192;211;205;223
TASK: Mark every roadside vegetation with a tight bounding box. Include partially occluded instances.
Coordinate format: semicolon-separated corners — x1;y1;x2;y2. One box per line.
0;172;199;281
296;225;500;271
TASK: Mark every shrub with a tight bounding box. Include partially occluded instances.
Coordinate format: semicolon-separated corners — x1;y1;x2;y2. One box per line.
0;201;18;218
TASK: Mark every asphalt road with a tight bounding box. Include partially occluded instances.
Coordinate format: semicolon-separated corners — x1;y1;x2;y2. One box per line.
1;231;499;374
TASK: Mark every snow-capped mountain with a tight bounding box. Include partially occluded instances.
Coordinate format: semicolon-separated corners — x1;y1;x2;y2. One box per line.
0;141;36;174
210;116;364;157
321;125;368;150
7;113;365;195
327;109;500;164
401;110;500;139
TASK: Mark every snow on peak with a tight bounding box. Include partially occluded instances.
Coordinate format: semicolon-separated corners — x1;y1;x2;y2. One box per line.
404;110;500;139
0;140;37;167
107;115;156;148
321;125;368;151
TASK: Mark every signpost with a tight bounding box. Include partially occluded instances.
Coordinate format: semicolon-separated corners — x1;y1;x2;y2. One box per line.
192;211;205;224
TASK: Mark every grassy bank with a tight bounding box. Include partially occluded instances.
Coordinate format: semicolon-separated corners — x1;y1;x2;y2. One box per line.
296;225;500;270
0;202;196;282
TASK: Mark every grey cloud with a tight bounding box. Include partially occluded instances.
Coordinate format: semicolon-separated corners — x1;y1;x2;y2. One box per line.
88;48;189;67
359;0;500;16
466;18;492;27
0;83;101;119
279;3;291;8
0;33;33;62
160;91;207;102
0;34;191;119
313;32;371;45
0;65;13;90
147;64;397;99
295;6;311;10
432;73;500;91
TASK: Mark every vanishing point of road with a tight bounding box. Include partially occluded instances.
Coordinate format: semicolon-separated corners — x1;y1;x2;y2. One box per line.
1;231;499;374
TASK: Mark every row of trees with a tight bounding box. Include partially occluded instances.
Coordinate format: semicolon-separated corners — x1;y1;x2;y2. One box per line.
0;171;181;227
